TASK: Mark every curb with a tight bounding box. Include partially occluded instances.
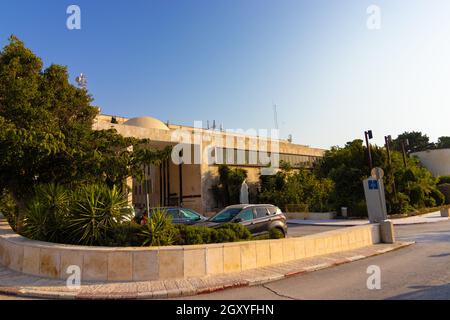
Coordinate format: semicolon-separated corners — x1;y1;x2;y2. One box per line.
0;241;414;300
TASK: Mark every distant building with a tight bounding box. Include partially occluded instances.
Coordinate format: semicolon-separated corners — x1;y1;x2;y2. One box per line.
94;114;325;215
412;149;450;177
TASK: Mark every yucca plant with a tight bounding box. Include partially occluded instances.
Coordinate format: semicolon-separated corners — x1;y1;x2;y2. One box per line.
140;208;177;246
67;184;129;245
22;183;70;242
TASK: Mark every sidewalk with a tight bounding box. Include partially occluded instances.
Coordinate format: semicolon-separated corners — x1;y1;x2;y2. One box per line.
288;211;448;227
0;241;413;300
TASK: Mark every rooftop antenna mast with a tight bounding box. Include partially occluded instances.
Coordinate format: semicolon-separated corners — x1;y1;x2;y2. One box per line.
273;103;279;130
75;73;87;90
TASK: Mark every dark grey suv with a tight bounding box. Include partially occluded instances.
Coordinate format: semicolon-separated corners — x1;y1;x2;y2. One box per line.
199;204;288;237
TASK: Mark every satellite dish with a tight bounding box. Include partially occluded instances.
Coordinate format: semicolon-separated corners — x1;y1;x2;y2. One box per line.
371;167;384;180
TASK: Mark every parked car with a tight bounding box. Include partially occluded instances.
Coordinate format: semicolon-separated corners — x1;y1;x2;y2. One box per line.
198;204;288;237
136;207;207;225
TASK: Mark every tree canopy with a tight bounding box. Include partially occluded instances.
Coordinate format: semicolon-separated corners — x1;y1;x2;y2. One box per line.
315;139;444;216
0;35;167;207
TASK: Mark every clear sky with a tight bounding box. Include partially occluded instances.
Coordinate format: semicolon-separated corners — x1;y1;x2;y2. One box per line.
1;0;450;149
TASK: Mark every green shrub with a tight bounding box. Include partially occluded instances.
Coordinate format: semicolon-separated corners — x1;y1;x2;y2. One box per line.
0;190;19;231
140;208;177;246
100;221;144;247
437;183;450;204
269;228;285;239
174;225;216;245
258;167;335;213
66;184;129;245
22;184;70;243
216;223;252;241
438;176;450;185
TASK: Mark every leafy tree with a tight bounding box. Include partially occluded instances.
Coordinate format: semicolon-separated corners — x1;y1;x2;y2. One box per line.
315;139;444;216
259;161;335;212
436;136;450;149
213;164;247;206
392;131;434;153
0;35;167;227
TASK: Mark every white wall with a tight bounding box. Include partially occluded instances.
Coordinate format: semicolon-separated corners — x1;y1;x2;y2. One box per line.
412;149;450;176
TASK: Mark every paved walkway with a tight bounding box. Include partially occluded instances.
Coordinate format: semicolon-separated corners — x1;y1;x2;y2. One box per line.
288;211;448;227
0;241;412;300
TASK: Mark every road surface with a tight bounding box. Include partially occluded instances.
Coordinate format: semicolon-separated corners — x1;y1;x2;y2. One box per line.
176;220;450;299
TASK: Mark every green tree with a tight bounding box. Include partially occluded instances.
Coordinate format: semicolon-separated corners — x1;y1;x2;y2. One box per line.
259;161;335;212
0;35;167;229
436;136;450;149
315;139;444;216
392;131;434;153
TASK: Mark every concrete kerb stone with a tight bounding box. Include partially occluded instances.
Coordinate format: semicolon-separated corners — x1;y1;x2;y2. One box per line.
0;241;414;299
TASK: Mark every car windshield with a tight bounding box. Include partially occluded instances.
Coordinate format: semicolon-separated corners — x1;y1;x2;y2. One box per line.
180;209;201;221
209;208;242;222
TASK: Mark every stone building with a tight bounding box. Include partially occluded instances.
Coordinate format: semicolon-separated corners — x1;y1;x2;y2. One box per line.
94;114;326;215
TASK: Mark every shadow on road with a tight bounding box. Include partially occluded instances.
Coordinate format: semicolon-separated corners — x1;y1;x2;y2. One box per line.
388;284;450;300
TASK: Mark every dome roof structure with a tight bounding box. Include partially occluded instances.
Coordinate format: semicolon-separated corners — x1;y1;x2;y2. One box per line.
123;116;170;131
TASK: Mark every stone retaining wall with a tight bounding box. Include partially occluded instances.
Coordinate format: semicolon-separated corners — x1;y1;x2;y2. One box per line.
0;217;381;282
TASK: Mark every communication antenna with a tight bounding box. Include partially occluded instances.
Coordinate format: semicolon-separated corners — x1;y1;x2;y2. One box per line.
273;103;279;130
75;73;87;89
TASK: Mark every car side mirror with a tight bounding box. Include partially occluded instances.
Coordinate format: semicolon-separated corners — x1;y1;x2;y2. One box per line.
234;218;242;223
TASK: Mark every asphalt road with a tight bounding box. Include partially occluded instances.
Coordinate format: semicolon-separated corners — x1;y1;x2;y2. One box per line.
177;221;450;300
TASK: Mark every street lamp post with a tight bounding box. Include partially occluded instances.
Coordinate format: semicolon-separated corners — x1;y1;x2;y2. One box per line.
364;130;374;170
401;139;409;168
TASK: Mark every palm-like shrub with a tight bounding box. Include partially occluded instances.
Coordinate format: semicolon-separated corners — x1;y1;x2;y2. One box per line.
22;184;70;242
66;184;129;245
140;208;177;246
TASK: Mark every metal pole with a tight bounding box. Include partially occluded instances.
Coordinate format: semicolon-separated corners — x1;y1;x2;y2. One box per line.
145;165;150;217
365;131;373;169
159;164;163;206
401;141;407;168
166;158;170;206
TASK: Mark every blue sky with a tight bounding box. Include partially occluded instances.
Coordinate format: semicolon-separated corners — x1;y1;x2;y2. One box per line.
1;0;450;149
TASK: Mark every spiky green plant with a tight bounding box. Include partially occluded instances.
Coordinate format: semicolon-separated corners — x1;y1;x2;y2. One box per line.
67;184;129;245
140;208;176;246
22;183;70;242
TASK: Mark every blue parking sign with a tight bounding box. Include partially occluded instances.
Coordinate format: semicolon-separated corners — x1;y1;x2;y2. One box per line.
368;180;379;190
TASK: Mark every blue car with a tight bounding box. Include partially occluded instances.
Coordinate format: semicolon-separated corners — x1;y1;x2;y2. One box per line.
137;207;207;225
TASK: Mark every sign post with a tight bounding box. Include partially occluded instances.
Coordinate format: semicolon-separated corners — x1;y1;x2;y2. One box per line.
363;167;388;223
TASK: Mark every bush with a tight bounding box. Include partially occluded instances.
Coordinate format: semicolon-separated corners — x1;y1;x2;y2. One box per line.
438;183;450;204
140;208;177;246
438;176;450;185
216;223;252;241
100;221;145;247
0;190;19;231
22;184;70;243
174;224;216;245
269;228;285;239
258;166;335;212
66;184;129;245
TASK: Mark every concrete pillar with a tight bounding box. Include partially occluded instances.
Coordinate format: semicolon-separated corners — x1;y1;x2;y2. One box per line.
440;208;450;217
380;220;395;244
